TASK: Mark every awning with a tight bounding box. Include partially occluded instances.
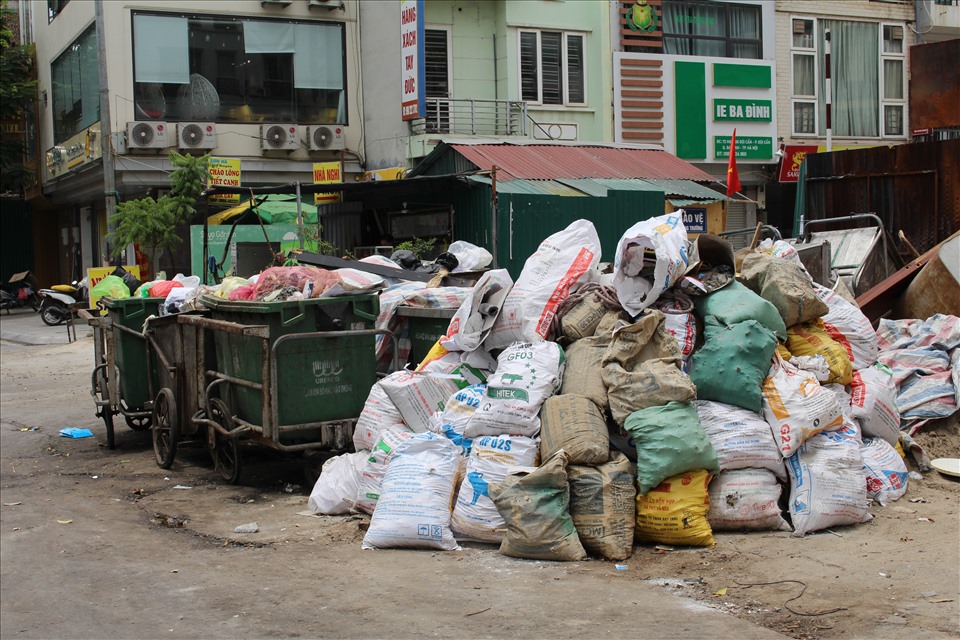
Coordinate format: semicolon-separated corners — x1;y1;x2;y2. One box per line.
206;194;320;225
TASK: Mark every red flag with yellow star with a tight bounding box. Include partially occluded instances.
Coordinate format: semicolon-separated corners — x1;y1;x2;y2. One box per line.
726;128;741;197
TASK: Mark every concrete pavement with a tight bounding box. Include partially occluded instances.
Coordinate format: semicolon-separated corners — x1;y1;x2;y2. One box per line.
0;307;92;345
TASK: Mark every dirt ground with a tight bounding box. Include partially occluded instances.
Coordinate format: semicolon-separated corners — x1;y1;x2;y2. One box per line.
1;337;958;639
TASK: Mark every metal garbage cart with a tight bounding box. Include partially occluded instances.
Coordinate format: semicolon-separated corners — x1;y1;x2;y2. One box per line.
191;293;391;483
142;312;220;470
397;305;457;366
88;297;165;449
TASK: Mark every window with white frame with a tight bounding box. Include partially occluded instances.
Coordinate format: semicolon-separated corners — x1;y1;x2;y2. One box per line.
519;30;585;106
789;16;907;139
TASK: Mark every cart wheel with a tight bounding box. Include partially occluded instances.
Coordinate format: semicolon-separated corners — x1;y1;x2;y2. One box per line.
92;364;115;449
208;398;242;484
125;415;152;431
151;388;179;469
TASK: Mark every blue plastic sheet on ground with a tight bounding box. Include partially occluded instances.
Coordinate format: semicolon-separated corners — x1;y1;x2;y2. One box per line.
59;428;93;439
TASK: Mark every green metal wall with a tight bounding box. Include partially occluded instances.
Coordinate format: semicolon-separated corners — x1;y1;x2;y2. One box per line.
450;183;666;277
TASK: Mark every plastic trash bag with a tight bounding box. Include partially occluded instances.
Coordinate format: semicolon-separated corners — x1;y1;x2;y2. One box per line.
91;275;130;300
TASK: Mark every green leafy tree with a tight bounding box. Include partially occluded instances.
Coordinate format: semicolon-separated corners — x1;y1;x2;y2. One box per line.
0;1;37;194
108;152;207;274
395;236;437;259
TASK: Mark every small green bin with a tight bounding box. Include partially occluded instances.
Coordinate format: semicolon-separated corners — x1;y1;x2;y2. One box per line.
397;306;457;365
201;294;380;431
103;297;165;410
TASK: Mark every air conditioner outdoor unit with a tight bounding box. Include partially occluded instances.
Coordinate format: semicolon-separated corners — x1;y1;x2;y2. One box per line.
126;121;170;150
308;0;344;10
261;124;300;152
307;125;345;151
178;122;217;150
261;0;292;6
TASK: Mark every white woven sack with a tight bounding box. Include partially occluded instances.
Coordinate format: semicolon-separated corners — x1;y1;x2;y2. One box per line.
762;355;844;458
786;424;872;536
612;213;689;316
464;341;565;438
307;451;368;515
362;432;461;550
695;400;786;480
862;437;908;506
849;364;901;446
815;284;878;370
451;435;539;542
353;381;407;450
708;469;792;532
354;429;413;515
485;219;600;349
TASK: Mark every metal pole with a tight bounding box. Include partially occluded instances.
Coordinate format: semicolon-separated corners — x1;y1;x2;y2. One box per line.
825;29;832;153
491;165;499;269
94;0;121;263
295;181;305;251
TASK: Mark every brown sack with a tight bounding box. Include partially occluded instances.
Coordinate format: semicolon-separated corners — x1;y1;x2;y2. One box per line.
740;252;828;327
540;395;610;465
559;335;610;412
601;310;696;427
569;453;637;560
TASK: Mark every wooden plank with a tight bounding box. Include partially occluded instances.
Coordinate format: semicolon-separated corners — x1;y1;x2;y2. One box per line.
621;89;664;99
621;68;662;78
619;58;663;68
622;121;663;130
622;100;663;109
622;131;664;140
622;79;663;88
621;110;663;120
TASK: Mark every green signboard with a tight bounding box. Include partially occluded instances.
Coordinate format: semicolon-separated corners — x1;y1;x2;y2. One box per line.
713;63;771;88
713;98;772;122
714;136;774;160
190;224;301;281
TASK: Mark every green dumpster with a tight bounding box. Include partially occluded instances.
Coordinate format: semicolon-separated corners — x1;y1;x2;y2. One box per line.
397;306;457;365
103;297;165;410
201;294;380;432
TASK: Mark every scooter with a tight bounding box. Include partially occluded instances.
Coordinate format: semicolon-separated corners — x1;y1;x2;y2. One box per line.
38;278;88;326
0;278;41;313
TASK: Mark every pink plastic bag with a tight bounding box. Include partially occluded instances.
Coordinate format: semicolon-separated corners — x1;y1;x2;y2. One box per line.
229;284;256;301
251;266;340;301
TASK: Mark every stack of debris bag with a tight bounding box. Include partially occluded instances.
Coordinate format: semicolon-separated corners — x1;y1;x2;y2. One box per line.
309;214;953;559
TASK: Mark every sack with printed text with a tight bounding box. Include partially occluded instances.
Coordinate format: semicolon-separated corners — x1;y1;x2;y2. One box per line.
559;335;610;413
539;395;609;466
785;319;854;385
451;434;539;542
762;353;845;458
354;429;413;515
613;214;689;316
485;220;600;349
379;370;462;433
787;424;872;536
362;433;461;550
635;469;714;547
353;380;409;451
695;400;786;480
815;284;878;370
569;453;636;560
442;269;513;352
849;364;901;446
464;341;565;439
861;437;908;506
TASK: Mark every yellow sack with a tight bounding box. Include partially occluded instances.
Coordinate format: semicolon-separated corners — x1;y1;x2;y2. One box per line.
635;469;714;547
786;319;853;385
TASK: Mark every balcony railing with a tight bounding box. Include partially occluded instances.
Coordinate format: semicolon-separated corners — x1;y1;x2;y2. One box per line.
410;98;528;137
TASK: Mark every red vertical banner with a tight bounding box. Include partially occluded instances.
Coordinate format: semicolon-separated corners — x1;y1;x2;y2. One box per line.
726;128;741;197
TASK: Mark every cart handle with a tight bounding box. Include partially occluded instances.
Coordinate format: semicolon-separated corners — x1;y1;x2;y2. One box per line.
351;302;377;322
280;301;305;327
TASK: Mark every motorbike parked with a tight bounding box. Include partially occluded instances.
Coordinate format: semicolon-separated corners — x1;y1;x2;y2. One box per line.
38;278;89;326
0;275;42;313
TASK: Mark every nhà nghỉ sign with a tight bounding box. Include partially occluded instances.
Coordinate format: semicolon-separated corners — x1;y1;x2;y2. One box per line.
313;161;343;205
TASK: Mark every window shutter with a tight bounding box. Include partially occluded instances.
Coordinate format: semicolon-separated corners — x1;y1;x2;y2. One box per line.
424;29;449;97
520;32;539;102
566;34;584;103
541;31;563;104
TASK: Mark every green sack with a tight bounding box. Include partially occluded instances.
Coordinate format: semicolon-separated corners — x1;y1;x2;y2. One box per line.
688;317;778;413
91;275;130;300
624;401;719;495
694;280;786;341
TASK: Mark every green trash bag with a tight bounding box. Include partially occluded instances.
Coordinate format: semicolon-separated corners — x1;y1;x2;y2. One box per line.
688;316;778;413
694;280;786;341
624;401;719;495
91;275;130;300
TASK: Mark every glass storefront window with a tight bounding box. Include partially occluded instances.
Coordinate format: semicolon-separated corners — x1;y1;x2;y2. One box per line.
132;12;346;125
51;25;99;144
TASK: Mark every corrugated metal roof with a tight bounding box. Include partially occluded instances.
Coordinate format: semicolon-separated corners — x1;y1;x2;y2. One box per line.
450;143;713;181
466;175;587;196
555;178;666;197
668;198;723;208
644;179;726;200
